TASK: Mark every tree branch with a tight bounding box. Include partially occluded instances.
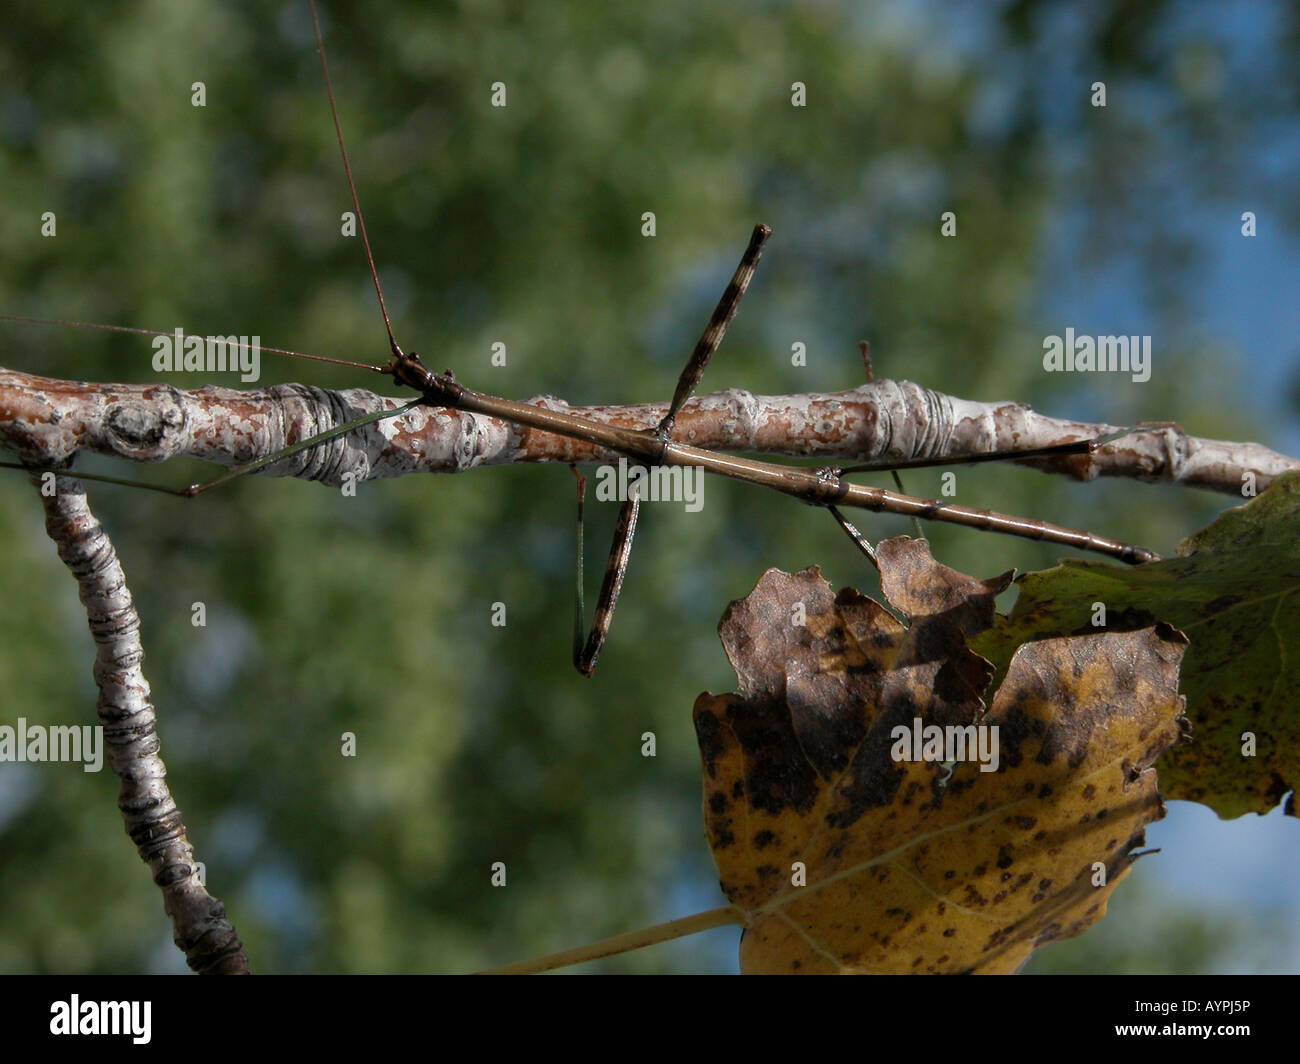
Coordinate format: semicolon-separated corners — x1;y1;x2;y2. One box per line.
31;468;250;974
1;367;1293;496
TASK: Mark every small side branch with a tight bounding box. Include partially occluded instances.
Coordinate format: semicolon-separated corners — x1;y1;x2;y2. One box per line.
33;469;250;974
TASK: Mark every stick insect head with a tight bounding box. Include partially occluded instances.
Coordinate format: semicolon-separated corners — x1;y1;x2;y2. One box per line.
387;348;432;391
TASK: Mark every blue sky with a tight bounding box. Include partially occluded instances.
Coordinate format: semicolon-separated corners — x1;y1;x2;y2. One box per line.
1027;0;1298;973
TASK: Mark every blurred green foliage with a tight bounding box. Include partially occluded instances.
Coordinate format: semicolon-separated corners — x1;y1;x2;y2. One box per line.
0;0;1294;972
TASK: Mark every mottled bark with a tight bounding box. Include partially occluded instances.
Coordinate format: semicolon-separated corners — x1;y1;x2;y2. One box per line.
2;368;1293;497
31;470;250;975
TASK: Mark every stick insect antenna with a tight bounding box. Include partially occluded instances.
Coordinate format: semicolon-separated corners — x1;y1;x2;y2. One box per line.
308;0;404;362
0;315;385;373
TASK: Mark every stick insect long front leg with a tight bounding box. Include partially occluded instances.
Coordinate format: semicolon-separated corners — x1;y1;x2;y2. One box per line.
0;367;420;499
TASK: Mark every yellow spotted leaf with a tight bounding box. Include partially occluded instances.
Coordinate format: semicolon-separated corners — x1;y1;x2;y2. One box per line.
970;470;1300;818
694;540;1189;974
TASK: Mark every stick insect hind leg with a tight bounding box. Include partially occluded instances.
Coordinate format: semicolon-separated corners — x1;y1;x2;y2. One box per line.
568;224;773;676
815;418;1159;566
569;467;640;677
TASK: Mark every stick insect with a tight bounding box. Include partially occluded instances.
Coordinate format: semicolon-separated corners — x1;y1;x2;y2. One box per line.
0;239;1153;677
0;1;1157;682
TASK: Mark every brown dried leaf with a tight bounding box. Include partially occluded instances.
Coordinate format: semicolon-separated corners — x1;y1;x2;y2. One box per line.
694;540;1189;974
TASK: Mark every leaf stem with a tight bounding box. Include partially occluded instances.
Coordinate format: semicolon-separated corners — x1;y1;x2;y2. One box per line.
477;904;746;974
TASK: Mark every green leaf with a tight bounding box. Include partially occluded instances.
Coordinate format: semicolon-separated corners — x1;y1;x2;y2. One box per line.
970;471;1300;819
